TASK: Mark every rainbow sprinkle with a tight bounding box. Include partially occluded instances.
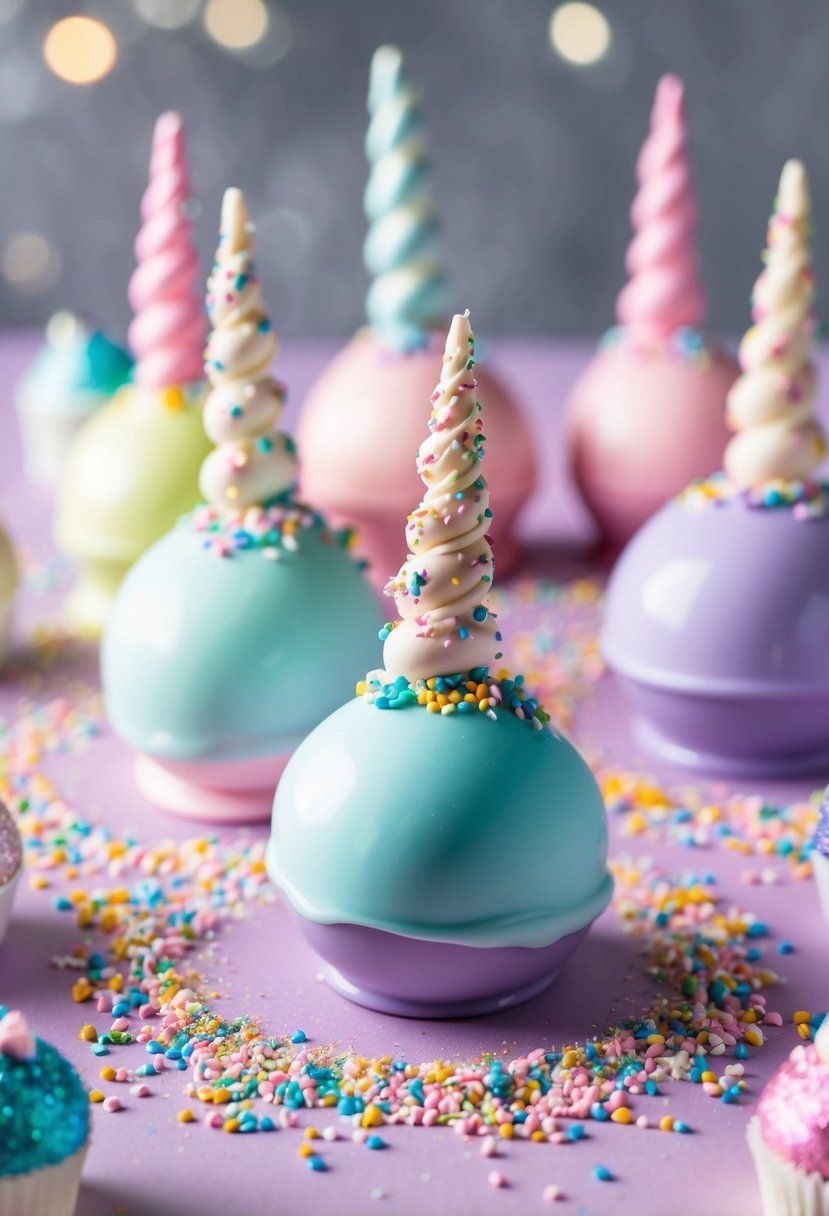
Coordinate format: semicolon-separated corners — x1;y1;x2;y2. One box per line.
357;666;552;734
679;470;829;518
187;499;354;560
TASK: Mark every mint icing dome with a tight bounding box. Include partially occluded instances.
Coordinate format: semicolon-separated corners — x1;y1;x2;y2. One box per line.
269;697;611;949
103;518;381;763
0;1010;89;1178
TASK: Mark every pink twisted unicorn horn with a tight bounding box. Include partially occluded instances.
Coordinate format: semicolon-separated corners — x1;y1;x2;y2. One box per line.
127;112;206;390
615;75;706;344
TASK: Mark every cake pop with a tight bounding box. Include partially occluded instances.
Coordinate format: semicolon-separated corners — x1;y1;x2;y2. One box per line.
566;75;738;550
0;804;21;950
56;112;210;637
815;790;829;923
15;311;133;487
602;160;829;776
298;46;536;587
0;520;17;666
747;1016;829;1216
103;188;382;822
0;1009;90;1216
269;311;612;1017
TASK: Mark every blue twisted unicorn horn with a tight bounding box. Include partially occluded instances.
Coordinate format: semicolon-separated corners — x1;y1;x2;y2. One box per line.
363;45;448;352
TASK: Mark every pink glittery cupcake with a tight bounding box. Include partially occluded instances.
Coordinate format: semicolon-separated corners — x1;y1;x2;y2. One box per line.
747;1018;829;1215
0;803;22;949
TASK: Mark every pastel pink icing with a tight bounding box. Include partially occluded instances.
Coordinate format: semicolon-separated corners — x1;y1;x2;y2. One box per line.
0;1010;36;1061
757;1028;829;1180
615;75;706;343
128;112;206;391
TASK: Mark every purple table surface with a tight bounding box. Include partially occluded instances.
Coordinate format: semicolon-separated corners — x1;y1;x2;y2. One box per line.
0;333;827;1216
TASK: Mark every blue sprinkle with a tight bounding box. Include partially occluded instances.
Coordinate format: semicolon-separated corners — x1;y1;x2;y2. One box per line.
590;1103;609;1121
366;1135;386;1150
777;941;795;955
54;897;73;912
567;1123;586;1142
593;1165;614;1182
290;1027;306;1043
307;1155;327;1172
91;1043;110;1056
260;1117;275;1132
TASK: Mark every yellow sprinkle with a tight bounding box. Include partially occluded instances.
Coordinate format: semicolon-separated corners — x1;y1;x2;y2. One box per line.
298;1142;315;1158
88;1090;105;1103
223;1119;240;1133
611;1108;633;1125
659;1116;674;1132
361;1105;384;1129
72;978;93;1003
162;386;184;410
100;1066;117;1081
304;1127;320;1140
177;1109;196;1124
29;874;49;890
78;1025;98;1042
793;1011;812;1024
499;1123;514;1140
700;1071;718;1084
531;1129;547;1142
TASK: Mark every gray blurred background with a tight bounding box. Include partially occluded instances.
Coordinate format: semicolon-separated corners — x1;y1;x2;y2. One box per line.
0;0;826;340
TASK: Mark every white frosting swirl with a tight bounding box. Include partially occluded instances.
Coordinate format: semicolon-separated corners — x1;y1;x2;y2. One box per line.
199;188;296;513
724;160;827;490
382;311;500;681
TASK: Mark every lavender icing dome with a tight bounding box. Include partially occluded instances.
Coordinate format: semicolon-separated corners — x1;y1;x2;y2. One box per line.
602;496;829;776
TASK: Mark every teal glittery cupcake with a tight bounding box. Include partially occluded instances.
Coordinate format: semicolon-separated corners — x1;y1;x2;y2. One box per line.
0;1009;90;1215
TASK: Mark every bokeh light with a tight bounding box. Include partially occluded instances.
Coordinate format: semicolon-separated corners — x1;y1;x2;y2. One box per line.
2;232;62;293
204;0;268;50
43;16;118;85
549;3;611;66
132;0;201;31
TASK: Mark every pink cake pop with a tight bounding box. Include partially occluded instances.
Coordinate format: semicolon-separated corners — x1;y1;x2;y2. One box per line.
128;111;206;390
566;75;738;551
298;46;536;589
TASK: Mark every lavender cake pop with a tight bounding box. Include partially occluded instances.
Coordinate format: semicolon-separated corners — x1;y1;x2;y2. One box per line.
815;790;829;923
602;160;829;777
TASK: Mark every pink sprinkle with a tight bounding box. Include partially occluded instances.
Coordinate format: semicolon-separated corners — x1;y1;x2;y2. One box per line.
103;1096;122;1113
480;1135;498;1158
488;1170;507;1189
542;1185;562;1203
130;1084;151;1098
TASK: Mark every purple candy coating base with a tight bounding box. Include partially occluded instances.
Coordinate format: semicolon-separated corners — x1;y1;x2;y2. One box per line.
603;497;829;780
290;910;590;1019
619;676;829;778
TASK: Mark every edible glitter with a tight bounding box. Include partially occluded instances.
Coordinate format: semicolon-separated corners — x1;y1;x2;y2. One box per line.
0;1007;89;1177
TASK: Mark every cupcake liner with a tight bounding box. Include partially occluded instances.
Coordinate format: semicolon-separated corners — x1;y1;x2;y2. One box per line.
14;387;99;488
815;851;829;923
748;1117;829;1215
0;865;20;948
0;1142;88;1216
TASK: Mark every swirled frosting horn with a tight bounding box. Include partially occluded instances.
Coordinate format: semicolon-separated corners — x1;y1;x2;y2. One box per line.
382;311;501;681
615;75;706;343
724;160;827;490
363;45;447;352
128;112;205;390
199;188;297;514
